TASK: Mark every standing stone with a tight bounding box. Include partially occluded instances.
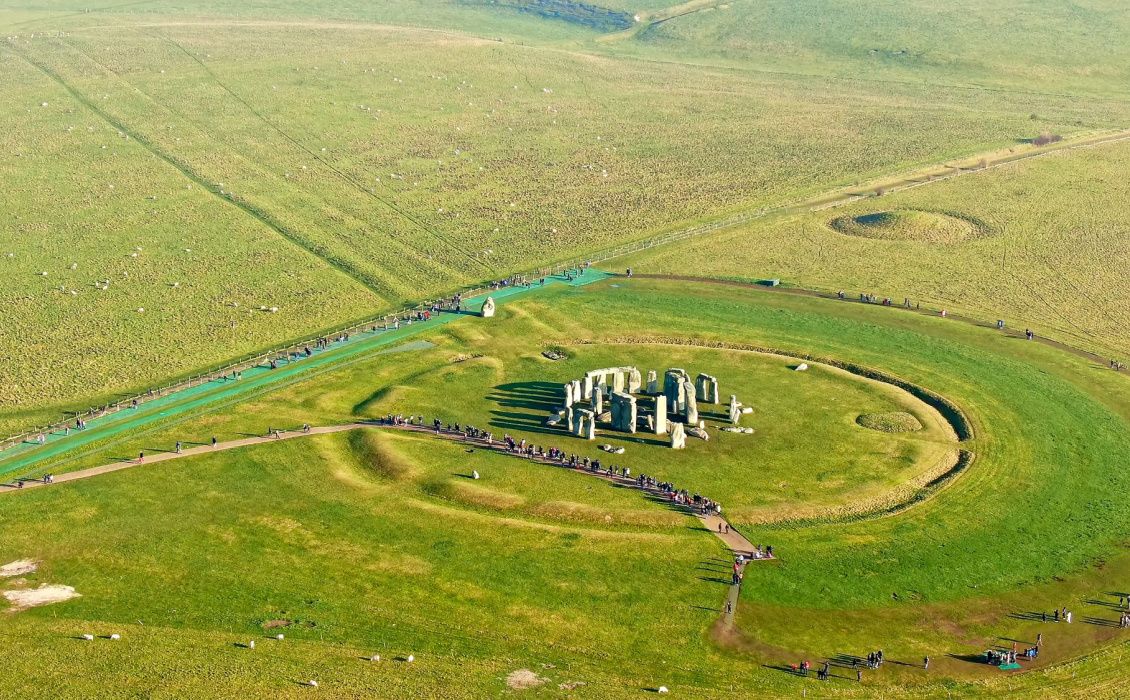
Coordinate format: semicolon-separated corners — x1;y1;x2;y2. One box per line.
571;380;583;404
654;395;667;435
695;373;720;404
682;379;698;424
612;371;626;393
592;386;604;415
563;384;574;408
575;408;595;439
728;395;742;425
480;297;496;318
646;370;659;395
670;422;686;449
695;374;710;402
610;392;637;433
628;367;642;394
563;405;573;429
665;369;688;413
582;375;593;400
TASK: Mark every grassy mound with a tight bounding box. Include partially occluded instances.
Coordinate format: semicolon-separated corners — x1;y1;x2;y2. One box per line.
829;209;984;243
856;411;923;433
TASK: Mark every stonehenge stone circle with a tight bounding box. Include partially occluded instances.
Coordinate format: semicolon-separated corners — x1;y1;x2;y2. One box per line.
555;364;746;448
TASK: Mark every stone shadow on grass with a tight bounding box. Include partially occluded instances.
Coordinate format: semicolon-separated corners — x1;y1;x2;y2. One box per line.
490;381;562;413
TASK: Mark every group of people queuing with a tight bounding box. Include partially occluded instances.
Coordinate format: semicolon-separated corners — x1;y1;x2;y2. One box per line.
381;414;763;553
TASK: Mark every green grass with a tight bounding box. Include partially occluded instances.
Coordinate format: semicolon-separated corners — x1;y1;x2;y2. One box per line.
619;139;1130;359
4;1;1130;425
857;412;923;433
3;1;1130;695
4;279;1130;696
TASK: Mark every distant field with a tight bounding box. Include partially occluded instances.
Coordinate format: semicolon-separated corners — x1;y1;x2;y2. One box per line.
0;48;382;431
620;0;1130;96
4;11;1129;426
617;140;1130;358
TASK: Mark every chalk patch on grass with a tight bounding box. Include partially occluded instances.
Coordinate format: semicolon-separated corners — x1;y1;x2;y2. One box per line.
0;560;38;577
3;584;80;611
506;669;546;690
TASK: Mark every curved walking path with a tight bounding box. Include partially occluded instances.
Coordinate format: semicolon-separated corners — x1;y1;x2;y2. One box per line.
1;420;764;560
1;423;369;492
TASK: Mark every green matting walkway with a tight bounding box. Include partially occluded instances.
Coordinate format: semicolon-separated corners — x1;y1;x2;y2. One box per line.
0;270;609;480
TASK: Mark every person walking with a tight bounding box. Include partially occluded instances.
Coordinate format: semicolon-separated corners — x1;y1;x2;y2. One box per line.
211;436;218;448
138;451;144;463
175;441;182;454
923;656;930;670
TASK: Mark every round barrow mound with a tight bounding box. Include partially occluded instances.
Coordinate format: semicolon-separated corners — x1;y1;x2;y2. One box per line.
829;209;987;244
856;411;923;433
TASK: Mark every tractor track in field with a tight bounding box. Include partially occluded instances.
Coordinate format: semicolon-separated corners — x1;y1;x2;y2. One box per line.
4;42;400;300
148;31;495;277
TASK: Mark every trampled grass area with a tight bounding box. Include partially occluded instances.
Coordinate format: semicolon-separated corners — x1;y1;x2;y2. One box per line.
4;279;1130;696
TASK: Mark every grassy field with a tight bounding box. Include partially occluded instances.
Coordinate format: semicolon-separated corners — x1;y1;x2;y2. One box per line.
618;139;1130;358
3;2;1130;695
613;0;1130;96
4;0;1130;426
4;279;1130;696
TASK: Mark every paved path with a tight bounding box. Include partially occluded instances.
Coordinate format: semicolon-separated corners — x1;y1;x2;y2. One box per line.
2;423;371;492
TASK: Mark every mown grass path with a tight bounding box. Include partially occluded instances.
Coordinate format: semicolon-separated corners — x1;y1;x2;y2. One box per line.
0;269;609;479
